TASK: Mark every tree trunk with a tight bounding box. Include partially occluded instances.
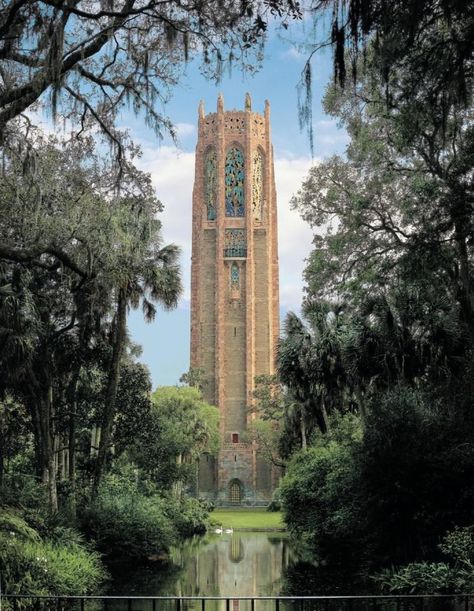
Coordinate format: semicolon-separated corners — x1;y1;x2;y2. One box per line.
173;454;184;499
68;371;80;518
0;445;4;485
321;398;330;433
454;218;474;344
92;286;127;493
40;382;58;512
356;387;367;427
300;408;307;450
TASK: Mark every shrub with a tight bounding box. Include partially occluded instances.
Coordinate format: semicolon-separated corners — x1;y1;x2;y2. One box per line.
0;509;105;600
361;388;474;565
81;488;177;560
373;527;474;594
280;414;365;563
267;488;282;512
164;496;210;537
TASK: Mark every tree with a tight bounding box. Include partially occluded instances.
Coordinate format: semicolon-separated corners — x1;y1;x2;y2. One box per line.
133;386;219;494
295;1;474;149
0;394;31;484
113;361;153;457
278;39;474;579
0;0;301;163
278;306;353;438
179;367;207;392
292;49;473;403
244;375;286;468
0;133;181;509
91;219;182;492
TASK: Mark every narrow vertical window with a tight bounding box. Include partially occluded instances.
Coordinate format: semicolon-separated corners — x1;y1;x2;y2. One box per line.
205;148;217;220
252;149;264;222
231;263;240;288
225;147;245;217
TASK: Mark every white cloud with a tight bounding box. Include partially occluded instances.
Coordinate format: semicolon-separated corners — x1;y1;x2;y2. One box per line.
274;155;315;311
313;119;349;156
136;145;195;304
176;122;196;138
315;119;336;128
134;145;315;313
279;46;304;61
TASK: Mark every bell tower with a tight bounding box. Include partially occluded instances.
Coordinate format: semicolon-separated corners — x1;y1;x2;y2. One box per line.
190;93;279;505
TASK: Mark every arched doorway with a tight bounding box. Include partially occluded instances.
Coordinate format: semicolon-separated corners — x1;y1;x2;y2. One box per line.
229;479;242;505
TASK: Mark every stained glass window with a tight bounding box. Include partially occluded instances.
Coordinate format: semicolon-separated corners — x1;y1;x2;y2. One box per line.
224;229;246;258
225;147;245;217
230;263;240;290
205;149;217;220
252;150;264;221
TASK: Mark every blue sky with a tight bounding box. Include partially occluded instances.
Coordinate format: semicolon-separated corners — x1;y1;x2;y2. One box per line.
124;26;348;388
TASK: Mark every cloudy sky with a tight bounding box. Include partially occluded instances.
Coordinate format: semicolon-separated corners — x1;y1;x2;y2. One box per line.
125;27;349;387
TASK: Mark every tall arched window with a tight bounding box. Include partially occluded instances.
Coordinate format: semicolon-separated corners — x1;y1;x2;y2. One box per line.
205;148;217;220
252;149;264;222
225;147;245;217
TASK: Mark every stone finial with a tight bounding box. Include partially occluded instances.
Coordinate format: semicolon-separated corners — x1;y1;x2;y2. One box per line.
245;92;252;111
217;93;224;113
198;99;205;119
264;99;270;118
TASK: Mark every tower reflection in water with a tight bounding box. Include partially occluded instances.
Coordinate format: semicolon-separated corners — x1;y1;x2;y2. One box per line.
178;532;288;611
108;532;290;611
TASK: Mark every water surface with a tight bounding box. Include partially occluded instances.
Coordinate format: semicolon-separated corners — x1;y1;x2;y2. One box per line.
110;532;290;598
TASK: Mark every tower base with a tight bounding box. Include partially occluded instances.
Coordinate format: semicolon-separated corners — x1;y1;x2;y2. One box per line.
197;446;276;507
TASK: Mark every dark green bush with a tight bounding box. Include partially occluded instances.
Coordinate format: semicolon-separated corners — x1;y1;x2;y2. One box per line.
164;496;210;537
373;527;474;594
81;487;177;560
280;414;366;563
0;509;106;599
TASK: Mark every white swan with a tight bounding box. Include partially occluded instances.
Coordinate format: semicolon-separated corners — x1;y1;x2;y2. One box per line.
214;527;223;534
225;528;233;534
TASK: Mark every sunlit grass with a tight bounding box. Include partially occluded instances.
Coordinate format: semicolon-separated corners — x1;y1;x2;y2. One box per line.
210;508;284;530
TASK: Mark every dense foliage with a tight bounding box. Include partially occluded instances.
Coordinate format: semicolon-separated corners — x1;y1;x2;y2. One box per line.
80;468;211;561
0;130;218;595
0;502;105;600
0;132;182;510
278;24;474;592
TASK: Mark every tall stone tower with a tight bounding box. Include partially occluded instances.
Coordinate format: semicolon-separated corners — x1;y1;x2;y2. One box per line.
190;93;279;505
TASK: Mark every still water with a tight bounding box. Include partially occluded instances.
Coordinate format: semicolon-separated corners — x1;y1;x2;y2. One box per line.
106;532;469;611
110;532;291;598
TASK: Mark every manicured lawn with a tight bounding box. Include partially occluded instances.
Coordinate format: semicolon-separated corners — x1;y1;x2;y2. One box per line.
210;508;284;530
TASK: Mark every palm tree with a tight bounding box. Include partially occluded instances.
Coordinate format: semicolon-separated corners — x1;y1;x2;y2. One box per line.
92;215;182;491
278;305;354;440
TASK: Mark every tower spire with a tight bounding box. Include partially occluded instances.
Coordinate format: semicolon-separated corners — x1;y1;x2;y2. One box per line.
198;99;205;119
245;92;252;111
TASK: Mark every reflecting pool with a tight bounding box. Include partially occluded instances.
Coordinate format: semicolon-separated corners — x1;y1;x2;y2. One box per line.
105;532;470;611
110;532;291;599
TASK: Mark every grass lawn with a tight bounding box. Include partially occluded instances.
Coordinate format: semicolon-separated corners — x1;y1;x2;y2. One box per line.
210;508;284;530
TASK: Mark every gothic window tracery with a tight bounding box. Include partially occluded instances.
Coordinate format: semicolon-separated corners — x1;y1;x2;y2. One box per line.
225;147;245;217
224;229;246;258
205;148;217;220
252;150;264;222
